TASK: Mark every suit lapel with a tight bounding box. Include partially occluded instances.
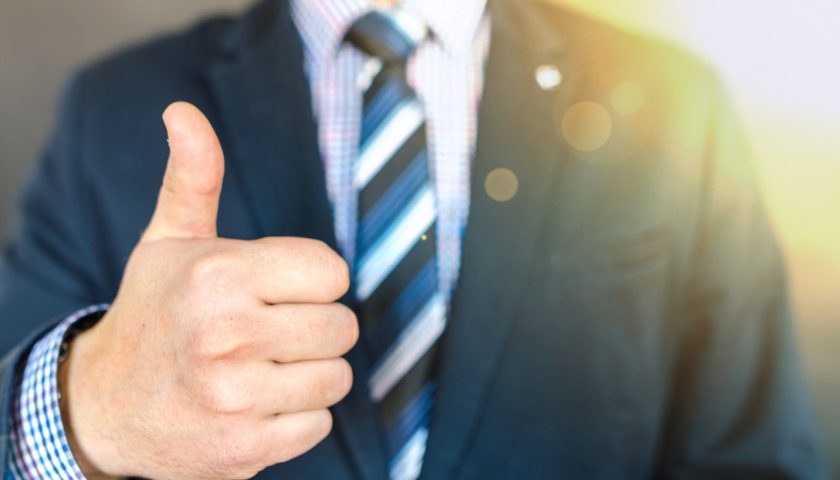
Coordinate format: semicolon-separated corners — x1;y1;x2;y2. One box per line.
206;0;581;477
208;1;333;241
422;1;577;477
207;2;389;478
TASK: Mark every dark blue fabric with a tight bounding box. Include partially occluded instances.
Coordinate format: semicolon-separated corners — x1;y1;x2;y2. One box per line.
0;0;828;478
365;258;436;360
345;11;419;65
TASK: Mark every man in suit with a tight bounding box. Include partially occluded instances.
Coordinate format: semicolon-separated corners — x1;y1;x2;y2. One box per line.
0;0;828;478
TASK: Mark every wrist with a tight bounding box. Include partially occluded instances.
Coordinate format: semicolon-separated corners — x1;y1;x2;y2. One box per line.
59;316;123;479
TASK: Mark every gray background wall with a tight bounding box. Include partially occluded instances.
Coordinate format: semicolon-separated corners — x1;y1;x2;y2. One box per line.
0;1;251;233
1;1;837;476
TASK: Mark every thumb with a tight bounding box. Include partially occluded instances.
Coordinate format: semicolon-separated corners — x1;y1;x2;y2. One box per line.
142;102;225;243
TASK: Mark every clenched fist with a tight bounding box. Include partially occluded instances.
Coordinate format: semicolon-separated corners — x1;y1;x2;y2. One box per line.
61;102;358;479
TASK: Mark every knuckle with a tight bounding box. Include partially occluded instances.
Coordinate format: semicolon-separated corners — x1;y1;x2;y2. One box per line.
261;237;349;300
336;359;354;399
308;239;348;298
186;322;246;363
185;251;236;293
198;375;254;415
319;359;353;405
274;410;333;464
313;408;334;441
335;304;359;353
327;251;351;299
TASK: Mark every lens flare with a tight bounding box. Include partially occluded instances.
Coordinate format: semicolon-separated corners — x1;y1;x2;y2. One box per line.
484;168;519;202
561;101;613;152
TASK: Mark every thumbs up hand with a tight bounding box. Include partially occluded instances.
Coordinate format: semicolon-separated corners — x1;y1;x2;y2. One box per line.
61;103;358;480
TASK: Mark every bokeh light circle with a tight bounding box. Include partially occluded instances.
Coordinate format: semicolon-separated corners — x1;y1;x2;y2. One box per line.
484;168;519;202
561;101;614;152
534;64;563;91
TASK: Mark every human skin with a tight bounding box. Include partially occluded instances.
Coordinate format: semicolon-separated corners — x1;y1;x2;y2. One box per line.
59;102;359;480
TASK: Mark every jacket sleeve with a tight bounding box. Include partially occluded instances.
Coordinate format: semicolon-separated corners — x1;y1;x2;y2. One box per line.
657;76;828;479
0;73;116;474
0;72;115;357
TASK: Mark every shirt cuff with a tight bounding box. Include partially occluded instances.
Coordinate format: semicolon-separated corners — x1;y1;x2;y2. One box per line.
6;304;109;480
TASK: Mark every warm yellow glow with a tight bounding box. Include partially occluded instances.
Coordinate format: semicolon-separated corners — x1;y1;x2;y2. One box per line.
551;0;840;256
611;82;646;116
554;0;840;468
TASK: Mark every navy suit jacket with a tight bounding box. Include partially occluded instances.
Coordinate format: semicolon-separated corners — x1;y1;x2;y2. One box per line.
0;0;827;478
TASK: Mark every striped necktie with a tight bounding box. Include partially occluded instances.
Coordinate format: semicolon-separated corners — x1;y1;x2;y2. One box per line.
346;10;443;480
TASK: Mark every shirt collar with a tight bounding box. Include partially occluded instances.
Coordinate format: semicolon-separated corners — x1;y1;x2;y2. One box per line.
405;0;488;57
290;0;369;66
291;0;488;65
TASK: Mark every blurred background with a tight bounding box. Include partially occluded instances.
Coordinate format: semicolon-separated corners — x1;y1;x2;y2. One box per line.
1;0;837;475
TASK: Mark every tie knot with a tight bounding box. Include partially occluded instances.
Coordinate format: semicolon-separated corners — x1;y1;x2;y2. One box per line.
345;9;428;65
